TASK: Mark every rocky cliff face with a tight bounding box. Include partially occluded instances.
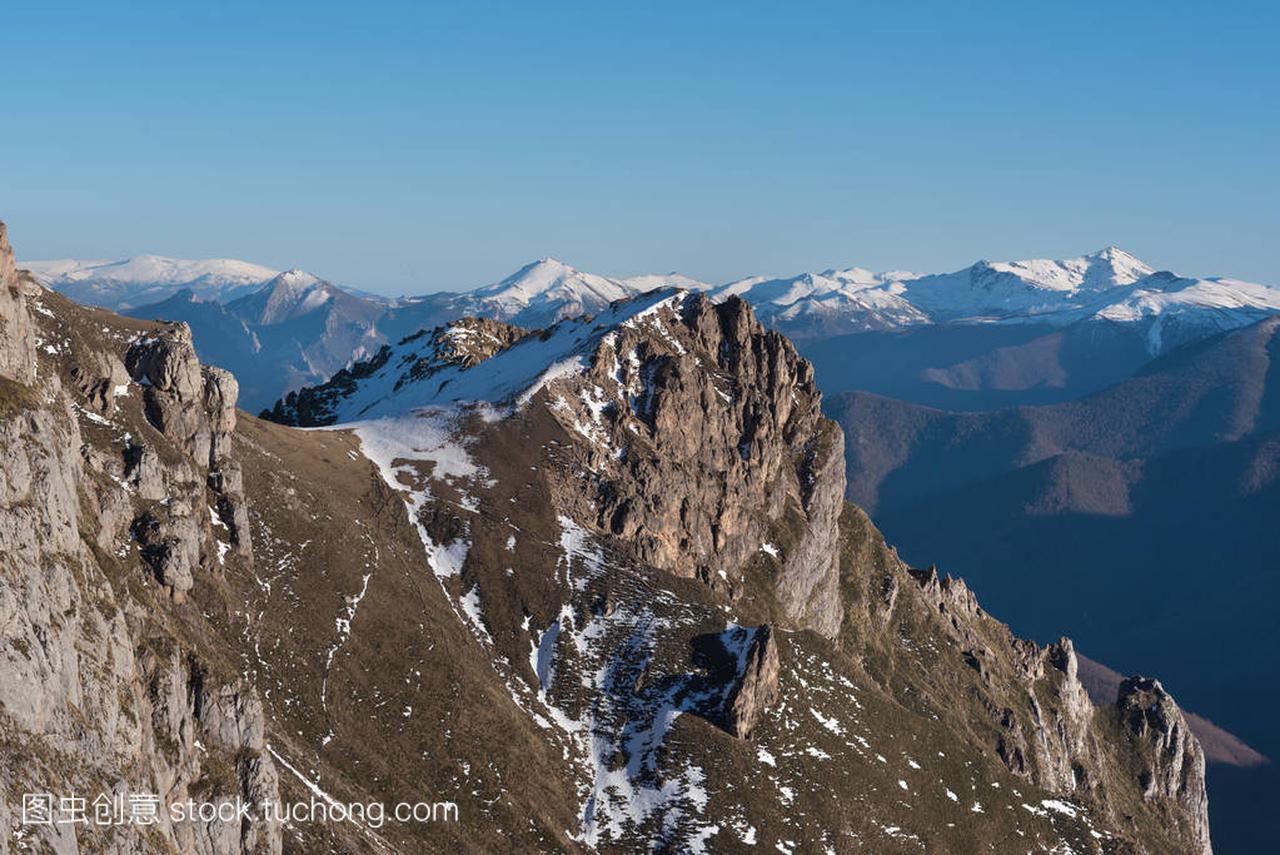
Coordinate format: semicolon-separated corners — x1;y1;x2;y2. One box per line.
264;292;848;638
0;223;36;385
1117;677;1212;854
0;222;279;854
542;293;846;638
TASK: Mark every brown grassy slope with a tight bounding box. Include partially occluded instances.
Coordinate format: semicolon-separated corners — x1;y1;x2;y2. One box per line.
229;413;582;853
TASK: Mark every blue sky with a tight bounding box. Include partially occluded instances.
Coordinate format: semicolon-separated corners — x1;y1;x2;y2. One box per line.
2;1;1277;294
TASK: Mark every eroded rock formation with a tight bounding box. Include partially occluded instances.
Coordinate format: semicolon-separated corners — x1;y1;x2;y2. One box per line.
547;294;846;638
723;625;781;739
0;221;279;853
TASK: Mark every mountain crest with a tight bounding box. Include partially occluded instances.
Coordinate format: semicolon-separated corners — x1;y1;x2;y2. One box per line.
230;268;334;325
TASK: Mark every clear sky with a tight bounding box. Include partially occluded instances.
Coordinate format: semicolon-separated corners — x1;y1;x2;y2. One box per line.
2;1;1277;294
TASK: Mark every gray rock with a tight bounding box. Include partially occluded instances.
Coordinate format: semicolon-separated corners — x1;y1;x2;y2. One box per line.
0;220;277;855
549;294;846;637
724;625;781;739
1119;676;1212;854
133;505;202;597
0;220;37;385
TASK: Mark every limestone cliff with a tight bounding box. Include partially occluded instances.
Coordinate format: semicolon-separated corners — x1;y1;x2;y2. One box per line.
0;222;280;854
543;293;847;638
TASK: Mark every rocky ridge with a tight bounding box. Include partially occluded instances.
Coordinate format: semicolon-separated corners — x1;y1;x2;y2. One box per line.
262;282;1212;851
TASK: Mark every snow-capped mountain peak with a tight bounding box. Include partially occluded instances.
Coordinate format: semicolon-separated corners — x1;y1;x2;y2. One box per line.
229;268;335;325
25;254;279;288
22;254;280;309
477;257;629;301
466;258;639;327
982;247;1155;295
274;268;323;292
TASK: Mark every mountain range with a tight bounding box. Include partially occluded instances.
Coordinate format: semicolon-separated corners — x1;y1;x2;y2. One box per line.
25;247;1280;413
25;254;282;308
2;218;1217;852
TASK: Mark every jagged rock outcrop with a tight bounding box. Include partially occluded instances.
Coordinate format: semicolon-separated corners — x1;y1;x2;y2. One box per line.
127;325;234;465
549;294;846;637
70;347;130;415
397;315;527;375
258;292;845;634
0;221;37;385
141;652;282;855
1118;677;1212;854
126;324;252;559
833;505;1212;853
132;501;203;596
723;625;781;739
191;269;1215;850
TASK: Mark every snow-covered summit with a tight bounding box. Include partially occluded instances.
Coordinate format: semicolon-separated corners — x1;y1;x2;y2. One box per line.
227;268;336;325
25;254;278;288
899;247;1161;321
707;269;928;338
984;247;1155;294
31;245;1280;353
24;254;279;309
467;257;639;327
1091;272;1280;352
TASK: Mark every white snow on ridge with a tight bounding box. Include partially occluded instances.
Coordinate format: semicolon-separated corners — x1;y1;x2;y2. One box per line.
468;257;642;326
24;254;280;288
899;247;1157;321
32;244;1278;340
622;272;713;292
1093;274;1280;322
708;269;929;333
327;289;687;422
986;246;1154;293
23;254;282;309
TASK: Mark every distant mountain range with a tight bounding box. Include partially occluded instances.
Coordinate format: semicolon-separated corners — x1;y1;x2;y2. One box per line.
23;247;1280;411
24;254;281;308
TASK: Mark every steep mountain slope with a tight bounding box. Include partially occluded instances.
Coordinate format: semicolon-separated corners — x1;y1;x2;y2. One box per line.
4;214;1217;850
224;269;340;325
826;320;1280;850
1076;656;1266;770
1;224;280;853
261;284;1214;851
26;254;279;309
